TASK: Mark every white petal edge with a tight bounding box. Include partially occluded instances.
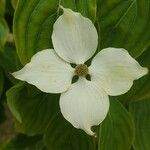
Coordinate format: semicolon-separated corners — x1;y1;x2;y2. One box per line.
60;77;109;136
52;6;98;64
12;49;74;93
89;48;148;96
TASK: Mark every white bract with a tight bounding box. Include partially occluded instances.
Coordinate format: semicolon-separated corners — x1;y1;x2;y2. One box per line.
12;6;148;136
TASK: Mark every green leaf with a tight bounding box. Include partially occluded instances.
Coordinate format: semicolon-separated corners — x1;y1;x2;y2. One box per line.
138;47;150;68
0;43;21;72
13;0;58;64
0;0;5;16
14;0;97;65
0;17;9;49
6;83;60;135
44;112;96;150
76;0;97;22
99;100;135;150
11;0;18;9
0;68;4;97
118;74;150;104
0;68;5;124
97;0;150;57
2;134;46;150
127;74;150;102
129;99;150;150
0;102;5;124
0;43;21;84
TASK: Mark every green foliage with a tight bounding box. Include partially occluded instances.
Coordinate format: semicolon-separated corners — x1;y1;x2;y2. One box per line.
76;0;97;22
130;99;150;150
0;17;9;49
0;43;20;72
11;0;18;9
44;112;96;150
2;134;46;150
99;100;135;150
13;0;58;64
97;0;150;58
7;83;60;135
0;0;6;16
0;69;5;124
138;47;150;68
0;69;4;97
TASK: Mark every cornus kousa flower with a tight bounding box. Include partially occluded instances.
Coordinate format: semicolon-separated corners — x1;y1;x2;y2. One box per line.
12;6;148;136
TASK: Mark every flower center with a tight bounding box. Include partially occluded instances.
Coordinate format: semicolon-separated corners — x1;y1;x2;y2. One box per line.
75;64;88;76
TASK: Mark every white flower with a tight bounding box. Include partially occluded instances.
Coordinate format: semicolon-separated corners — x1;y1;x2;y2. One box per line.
12;6;148;136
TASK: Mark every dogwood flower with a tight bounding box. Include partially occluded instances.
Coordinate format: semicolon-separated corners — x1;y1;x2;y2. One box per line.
12;6;148;136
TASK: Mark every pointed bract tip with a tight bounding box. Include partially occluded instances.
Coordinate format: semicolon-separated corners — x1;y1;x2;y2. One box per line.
140;67;149;78
84;126;96;136
59;5;74;15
